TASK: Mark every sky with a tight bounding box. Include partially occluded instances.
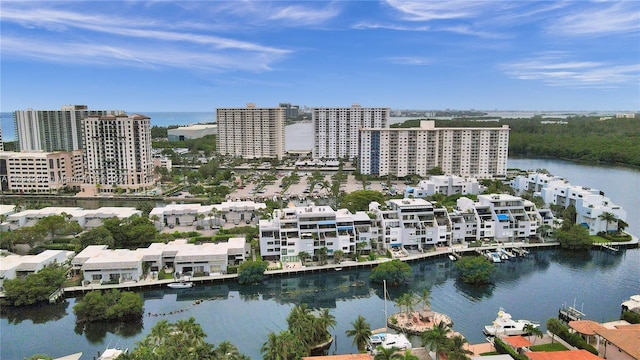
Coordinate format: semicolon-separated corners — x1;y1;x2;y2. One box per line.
1;0;639;112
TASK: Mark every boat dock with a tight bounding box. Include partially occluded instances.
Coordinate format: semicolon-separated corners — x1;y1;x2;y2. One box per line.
558;305;586;322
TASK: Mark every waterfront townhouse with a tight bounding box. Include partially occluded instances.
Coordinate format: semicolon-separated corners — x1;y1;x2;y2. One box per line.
81;113;155;195
0;250;74;291
359;120;509;178
512;172;627;235
13;105;124;152
73;239;249;285
1;206;141;232
404;175;481;198
149;201;266;231
259;205;373;262
369;198;451;250
0;150;83;193
456;194;544;242
313;105;389;160
216;104;285;160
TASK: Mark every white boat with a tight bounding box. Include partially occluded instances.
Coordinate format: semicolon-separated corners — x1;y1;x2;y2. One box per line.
368;332;412;351
483;308;539;336
368;280;412;352
448;254;457;261
167;281;194;289
99;348;126;360
485;251;502;263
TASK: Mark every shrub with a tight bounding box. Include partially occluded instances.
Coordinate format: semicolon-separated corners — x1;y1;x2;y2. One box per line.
493;337;528;360
546;318;598;355
622;310;640;324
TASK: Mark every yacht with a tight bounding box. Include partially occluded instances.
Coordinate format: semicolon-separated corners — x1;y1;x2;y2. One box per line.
483;308;538;336
167;280;194;289
368;332;412;352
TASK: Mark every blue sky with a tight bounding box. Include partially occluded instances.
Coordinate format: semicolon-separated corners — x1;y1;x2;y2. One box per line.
1;0;639;112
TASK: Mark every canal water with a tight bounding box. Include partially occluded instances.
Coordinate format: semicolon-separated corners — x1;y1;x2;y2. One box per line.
1;158;639;359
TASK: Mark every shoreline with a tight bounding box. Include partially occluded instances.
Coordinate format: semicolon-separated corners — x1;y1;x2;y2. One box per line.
61;238;638;298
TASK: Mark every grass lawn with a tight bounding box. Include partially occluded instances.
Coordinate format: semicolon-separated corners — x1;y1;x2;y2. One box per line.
590;235;610;243
529;343;568;352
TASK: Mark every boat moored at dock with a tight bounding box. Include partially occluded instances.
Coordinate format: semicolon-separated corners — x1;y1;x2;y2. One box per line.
483;308;539;336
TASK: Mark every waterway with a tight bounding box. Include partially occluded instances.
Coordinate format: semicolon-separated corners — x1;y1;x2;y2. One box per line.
1;158;639;359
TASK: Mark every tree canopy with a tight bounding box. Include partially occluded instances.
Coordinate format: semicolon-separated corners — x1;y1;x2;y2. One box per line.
237;259;268;285
557;224;593;251
455;255;495;285
73;289;144;323
2;265;67;306
370;259;412;286
341;190;386;213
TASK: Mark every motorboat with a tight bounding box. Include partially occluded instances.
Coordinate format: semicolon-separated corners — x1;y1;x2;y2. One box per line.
99;348;126;360
368;332;412;352
167;280;194;289
448;254;457;261
483;308;538;336
485;251;502;263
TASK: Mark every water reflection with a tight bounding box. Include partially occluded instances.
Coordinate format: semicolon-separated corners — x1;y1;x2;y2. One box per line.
1;300;69;324
74;319;143;343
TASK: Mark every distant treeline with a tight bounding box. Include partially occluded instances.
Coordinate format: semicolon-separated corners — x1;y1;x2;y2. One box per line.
392;116;640;168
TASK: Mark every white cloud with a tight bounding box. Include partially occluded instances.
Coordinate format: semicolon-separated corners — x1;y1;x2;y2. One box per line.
385;0;492;21
268;4;341;26
502;54;640;88
549;2;640;36
386;56;434;65
352;22;430;31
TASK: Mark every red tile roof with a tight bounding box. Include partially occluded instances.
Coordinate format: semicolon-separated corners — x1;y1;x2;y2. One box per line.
594;325;640;359
503;335;533;348
568;320;607;336
525;349;600;360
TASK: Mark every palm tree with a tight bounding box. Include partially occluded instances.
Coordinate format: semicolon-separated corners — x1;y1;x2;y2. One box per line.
396;292;414;315
345;315;372;353
418;288;431;310
317;246;329;265
261;332;280;360
397;349;419;360
298;251;310;265
524;324;544;344
333;249;344;264
317;308;337;340
599;211;617;233
421;320;451;360
445;335;473;360
374;345;401;360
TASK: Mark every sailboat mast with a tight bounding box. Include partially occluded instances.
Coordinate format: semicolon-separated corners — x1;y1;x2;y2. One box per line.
383;280;388;333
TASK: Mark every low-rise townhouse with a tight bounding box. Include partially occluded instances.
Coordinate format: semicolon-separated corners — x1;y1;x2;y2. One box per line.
0;250;74;290
1;206;141;231
512;172;627;235
72;238;250;285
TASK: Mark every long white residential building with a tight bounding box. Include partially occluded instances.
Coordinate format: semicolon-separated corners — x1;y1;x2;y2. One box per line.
511;172;627;235
313;105;389;160
72;239;249;285
456;194;549;242
369;198;451;250
167;124;217;141
0;250;75;291
0;206;141;232
0;150;83;193
149;201;266;231
359;120;509;178
259;205;374;262
216;104;285;160
404;175;481;198
14;105;124;152
81;113;155;195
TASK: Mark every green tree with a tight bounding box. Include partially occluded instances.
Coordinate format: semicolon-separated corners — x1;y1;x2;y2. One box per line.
374;346;402;360
342;190;386;213
3;265;67;306
557;224;593;251
261;330;308;360
237;259;268;285
397;349;419;360
418;288;431;310
370;259;412;286
525;324;544;344
333;249;344;264
598;211;617;233
445;334;473;360
316;246;329;265
73;289;143;323
561;205;577;230
36;215;68;240
345;315;372;353
396;292;415;314
77;226;115;250
454;256;495;285
421;320;452;360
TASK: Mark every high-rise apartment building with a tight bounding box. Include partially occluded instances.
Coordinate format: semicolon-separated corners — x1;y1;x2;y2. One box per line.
313;105;389;160
278;103;300;119
81;114;154;195
14;105;124;152
0;122;4;151
359;120;509;178
216;104;285;160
